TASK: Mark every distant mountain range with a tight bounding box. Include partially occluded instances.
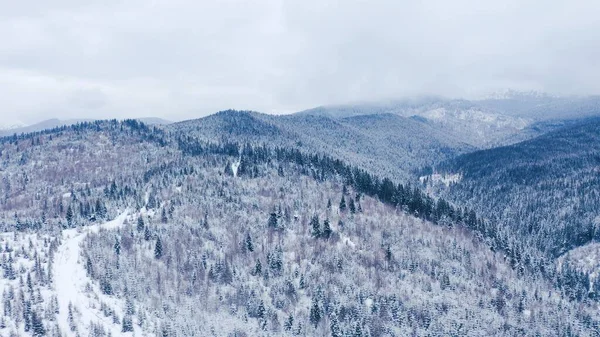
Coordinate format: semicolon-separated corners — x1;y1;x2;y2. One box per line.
0;117;172;137
297;93;600;148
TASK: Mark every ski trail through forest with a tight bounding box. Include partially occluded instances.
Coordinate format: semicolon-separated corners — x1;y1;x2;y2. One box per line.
54;210;132;336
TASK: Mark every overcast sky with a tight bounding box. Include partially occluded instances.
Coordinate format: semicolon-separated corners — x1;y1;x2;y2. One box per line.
2;0;600;124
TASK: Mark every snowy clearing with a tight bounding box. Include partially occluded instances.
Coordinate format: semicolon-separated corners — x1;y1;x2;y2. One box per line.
419;173;462;186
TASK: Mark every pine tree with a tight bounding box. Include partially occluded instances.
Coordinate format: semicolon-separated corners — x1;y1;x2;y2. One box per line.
137;216;145;232
330;312;342;337
68;302;76;331
154;236;163;259
349;198;356;214
245;233;254;252
284;314;294;331
24;300;31;332
144;225;152;241
114;237;121;256
31;310;45;336
322;219;332;240
339;196;347;212
121;315;134;332
253;259;262;276
267;212;278;229
161;208;168;223
66;205;74;227
385;246;392;263
309;298;321;328
310;215;321;238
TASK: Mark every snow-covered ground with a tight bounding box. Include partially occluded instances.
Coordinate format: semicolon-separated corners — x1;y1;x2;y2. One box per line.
420;173;462;187
231;158;241;177
54;210;147;337
558;242;600;282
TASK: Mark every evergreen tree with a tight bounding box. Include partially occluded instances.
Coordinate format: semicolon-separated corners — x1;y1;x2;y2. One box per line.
253;259;262;276
31;310;45;336
66;205;74;227
24;300;31;332
68;302;76;331
349;198;356;214
245;233;254;252
310;215;321;238
385;245;393;269
309;298;321;328
339;196;347;212
330;313;342;337
114;237;121;256
137;216;145;232
267;212;278;229
144;225;152;241
85;257;93;277
122;315;134;332
284;314;294;331
322;219;332;240
161;208;168;223
154;236;163;259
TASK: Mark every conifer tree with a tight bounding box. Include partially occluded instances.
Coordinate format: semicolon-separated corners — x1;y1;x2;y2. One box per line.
322;219;332;240
284;314;294;331
122;315;134;332
339;196;347;212
267;212;278;229
66;205;74;227
245;233;254;252
330;312;342;337
309;298;321;328
161;208;168;223
137;216;145;232
114;237;121;256
144;225;152;241
253;259;262;276
349;198;356;214
154;236;163;259
30;310;45;336
310;215;321;238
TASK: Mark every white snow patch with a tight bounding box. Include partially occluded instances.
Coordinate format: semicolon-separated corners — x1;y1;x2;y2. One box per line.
420;173;462;187
231;158;241;177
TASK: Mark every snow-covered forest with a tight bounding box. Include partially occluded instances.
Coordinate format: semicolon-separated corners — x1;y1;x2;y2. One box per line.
0;118;599;336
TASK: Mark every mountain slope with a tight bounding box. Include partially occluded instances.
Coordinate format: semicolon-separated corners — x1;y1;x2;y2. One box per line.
1;120;599;335
170;110;473;181
297;94;600;148
430;118;600;261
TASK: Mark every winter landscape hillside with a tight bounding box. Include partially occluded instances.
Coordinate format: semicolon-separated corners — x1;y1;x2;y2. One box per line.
0;110;599;336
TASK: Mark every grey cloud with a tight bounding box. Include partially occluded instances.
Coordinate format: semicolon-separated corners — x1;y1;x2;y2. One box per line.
1;0;599;124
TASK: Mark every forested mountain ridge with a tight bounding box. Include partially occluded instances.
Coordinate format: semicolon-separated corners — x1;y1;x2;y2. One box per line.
0;119;599;336
297;94;600;148
170;110;474;181
423;118;600;303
